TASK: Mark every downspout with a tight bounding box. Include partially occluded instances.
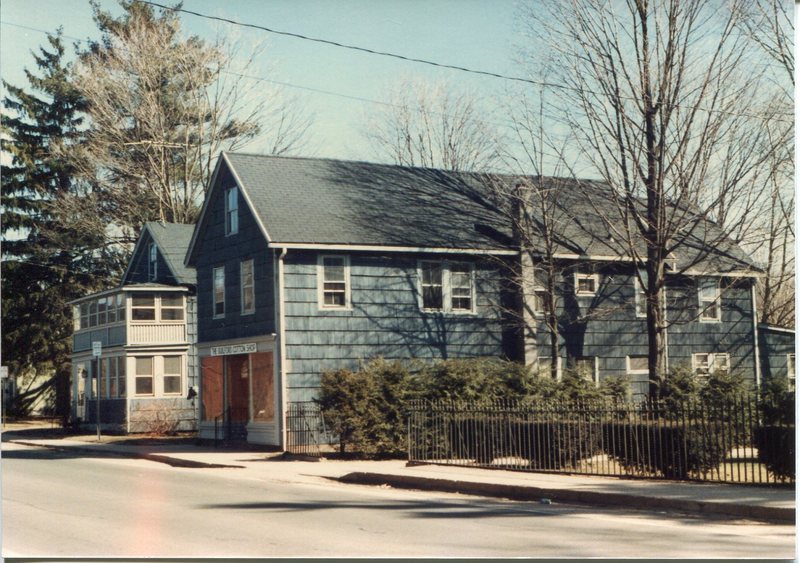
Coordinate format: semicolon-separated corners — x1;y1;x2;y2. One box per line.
277;248;288;450
751;282;762;388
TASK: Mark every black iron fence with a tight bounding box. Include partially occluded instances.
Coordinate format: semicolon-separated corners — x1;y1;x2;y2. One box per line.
286;401;333;456
213;407;249;445
407;398;794;484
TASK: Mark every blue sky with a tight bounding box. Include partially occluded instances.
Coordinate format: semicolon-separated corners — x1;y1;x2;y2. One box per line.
1;0;526;162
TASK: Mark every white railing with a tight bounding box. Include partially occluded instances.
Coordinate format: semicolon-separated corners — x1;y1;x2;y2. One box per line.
128;323;186;344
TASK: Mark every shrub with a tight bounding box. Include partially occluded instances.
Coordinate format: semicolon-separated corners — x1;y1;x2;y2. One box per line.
603;420;729;479
657;364;700;412
753;425;795;481
599;375;630;402
555;369;602;402
414;357;537;402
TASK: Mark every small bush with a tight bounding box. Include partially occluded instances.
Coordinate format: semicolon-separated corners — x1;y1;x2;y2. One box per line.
657;364;700;411
753;425;795;481
600;375;630;402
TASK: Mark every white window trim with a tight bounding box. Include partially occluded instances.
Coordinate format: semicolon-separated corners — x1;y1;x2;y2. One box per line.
134;356;155;397
575;273;599;296
698;278;722;323
574;356;599;385
213;266;226;319
417;260;476;315
533;287;547;316
129;294;185;324
692;352;730;376
787;353;795;384
240;259;256;315
317;255;351;310
162;355;184;396
626;355;649;375
225;186;239;236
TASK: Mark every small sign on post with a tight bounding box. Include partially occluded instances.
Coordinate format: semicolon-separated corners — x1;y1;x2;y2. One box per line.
92;341;102;441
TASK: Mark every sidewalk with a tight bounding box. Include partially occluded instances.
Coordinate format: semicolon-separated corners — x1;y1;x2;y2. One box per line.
3;430;795;524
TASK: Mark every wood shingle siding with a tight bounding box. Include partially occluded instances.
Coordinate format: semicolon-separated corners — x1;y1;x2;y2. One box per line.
282;251;510;402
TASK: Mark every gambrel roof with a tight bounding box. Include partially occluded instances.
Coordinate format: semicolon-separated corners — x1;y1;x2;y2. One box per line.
187;152;759;275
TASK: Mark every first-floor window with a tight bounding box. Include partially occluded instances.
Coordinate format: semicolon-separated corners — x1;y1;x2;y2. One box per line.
163;356;182;395
788;353;795;390
419;261;475;313
108;357;118;398
692;352;729;376
98;358;107;398
533;288;547;316
575;273;599;296
135;357;154;395
573;356;597;383
117;357;126;398
626;355;649;375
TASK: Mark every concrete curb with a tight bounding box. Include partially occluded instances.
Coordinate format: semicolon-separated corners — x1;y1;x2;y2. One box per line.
8;440;244;469
338;472;796;524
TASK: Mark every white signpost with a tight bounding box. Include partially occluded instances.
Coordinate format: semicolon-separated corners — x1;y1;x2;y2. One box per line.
92;341;102;441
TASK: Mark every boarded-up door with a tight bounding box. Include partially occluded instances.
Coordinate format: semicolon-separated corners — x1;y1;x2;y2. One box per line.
201;356;223;421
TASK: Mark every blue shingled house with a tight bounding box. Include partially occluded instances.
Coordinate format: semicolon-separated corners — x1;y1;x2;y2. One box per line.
70;222;198;432
184;152;777;447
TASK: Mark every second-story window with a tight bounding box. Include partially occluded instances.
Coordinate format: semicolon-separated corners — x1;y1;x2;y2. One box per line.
698;278;721;322
131;294;156;321
161;294;185;321
214;266;225;317
241;259;255;314
225;186;238;235
148;243;158;281
575;273;599;296
319;255;349;309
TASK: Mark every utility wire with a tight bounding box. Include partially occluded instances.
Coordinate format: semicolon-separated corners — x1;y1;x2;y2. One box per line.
137;0;793;123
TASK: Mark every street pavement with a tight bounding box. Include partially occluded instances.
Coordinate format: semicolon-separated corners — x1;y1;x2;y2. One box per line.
2;426;795;524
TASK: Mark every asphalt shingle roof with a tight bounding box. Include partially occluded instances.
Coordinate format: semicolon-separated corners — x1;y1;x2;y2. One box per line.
222;153;758;273
145;222;197;284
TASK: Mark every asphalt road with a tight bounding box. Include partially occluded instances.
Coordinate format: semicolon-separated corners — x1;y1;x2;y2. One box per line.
2;442;795;558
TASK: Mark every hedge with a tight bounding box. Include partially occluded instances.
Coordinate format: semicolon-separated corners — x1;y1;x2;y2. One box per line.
753;425;795;481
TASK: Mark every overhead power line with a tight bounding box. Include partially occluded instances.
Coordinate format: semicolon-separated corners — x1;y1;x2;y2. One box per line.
136;0;793;123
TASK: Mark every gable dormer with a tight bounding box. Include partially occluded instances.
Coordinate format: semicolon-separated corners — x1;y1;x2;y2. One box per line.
124;222;197;286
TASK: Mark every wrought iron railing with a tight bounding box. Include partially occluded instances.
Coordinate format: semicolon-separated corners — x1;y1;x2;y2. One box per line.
286;401;333;456
407;397;794;484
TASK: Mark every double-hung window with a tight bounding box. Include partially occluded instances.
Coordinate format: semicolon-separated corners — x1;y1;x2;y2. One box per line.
163;356;182;395
148;243;158;281
213;267;225;317
626;355;649;375
787;354;795;390
574;356;598;384
419;261;475;313
698;278;721;322
692;352;729;376
135;356;154;395
241;259;255;314
319;255;349;309
225;187;238;235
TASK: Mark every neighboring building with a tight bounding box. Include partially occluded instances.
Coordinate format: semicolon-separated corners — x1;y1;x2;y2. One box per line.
758;324;796;390
184;152;766;447
70;222;198;432
517;179;764;396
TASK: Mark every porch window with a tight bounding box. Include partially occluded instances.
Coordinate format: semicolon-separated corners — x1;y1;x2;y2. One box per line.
98;297;108;325
148;243;158;281
89;300;98;327
319;255;349;309
575;273;599;296
698;278;721;322
450;263;474;311
225;186;239;236
692;352;729;376
108;357;117;398
116;293;126;321
107;297;117;324
161;294;185;321
99;359;107;398
117;357;126;398
131;294;156;321
80;303;89;329
788;354;796;390
135;356;154;395
163;356;182;395
420;262;444;310
241;259;255;314
214;267;225;317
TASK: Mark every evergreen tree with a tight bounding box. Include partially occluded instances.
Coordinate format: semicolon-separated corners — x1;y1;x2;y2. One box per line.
1;31;122;417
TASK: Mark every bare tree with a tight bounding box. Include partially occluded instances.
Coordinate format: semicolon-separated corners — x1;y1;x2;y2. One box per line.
519;0;784;388
60;1;311;242
364;77;503;171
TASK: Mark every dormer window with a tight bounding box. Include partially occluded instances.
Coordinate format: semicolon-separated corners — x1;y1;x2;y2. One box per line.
148;243;158;281
225;186;239;235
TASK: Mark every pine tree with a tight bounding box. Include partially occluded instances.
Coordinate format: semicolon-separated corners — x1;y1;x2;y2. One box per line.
1;31;122;417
